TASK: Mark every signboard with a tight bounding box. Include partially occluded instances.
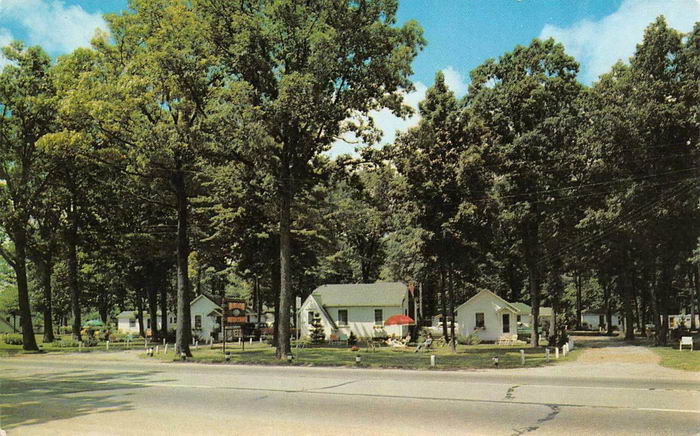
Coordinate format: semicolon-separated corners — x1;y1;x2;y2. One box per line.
223;299;247;324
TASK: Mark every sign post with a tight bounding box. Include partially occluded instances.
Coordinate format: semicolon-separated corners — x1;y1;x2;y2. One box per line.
223;298;247;354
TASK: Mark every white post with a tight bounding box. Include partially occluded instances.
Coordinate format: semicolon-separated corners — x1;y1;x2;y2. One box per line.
249;337;252;345
163;338;166;346
430;355;436;367
545;348;550;362
520;349;525;365
563;344;568;357
192;337;195;345
238;337;241;346
164;344;169;354
79;342;82;352
555;347;559;359
106;340;109;351
195;341;199;350
259;337;263;344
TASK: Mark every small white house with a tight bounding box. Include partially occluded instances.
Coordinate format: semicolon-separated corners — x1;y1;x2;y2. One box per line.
455;290;519;342
581;312;622;330
300;282;410;340
116;311;163;334
190;294;223;341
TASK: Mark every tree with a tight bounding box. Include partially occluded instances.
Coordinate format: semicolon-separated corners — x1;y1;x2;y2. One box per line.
469;39;582;346
198;0;425;358
309;312;325;344
0;43;58;350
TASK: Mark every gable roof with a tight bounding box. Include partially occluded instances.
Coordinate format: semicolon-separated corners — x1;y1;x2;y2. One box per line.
191;294;220;308
309;295;337;329
456;290;520;314
510;302;531;315
310;282;407;307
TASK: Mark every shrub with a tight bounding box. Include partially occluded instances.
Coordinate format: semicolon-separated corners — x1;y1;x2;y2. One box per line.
457;334;482;345
350;345;359;352
55;339;80;348
3;334;23;345
348;331;357;346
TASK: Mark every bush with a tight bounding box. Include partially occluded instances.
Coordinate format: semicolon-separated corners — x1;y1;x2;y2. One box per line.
54;339;80;348
3;334;23;345
348;331;357;346
457;334;482;345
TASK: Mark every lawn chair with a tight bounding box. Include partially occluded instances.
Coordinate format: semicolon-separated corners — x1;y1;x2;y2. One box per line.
365;337;377;352
329;334;339;345
414;337;433;353
338;334;349;345
680;336;693;351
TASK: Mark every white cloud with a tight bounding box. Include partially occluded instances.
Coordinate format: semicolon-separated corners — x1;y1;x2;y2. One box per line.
0;28;13;70
329;65;467;157
540;0;700;84
0;0;106;54
441;66;468;97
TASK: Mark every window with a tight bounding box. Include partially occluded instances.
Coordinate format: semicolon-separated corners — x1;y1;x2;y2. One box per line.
308;311;315;325
475;313;485;329
194;315;202;329
337;309;348;326
374;309;383;325
129;318;136;328
147;319;151;329
502;314;510;333
516;315;521;322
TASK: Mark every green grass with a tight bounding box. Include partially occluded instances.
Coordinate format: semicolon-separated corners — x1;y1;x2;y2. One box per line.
652;346;700;372
144;342;577;370
0;334;149;356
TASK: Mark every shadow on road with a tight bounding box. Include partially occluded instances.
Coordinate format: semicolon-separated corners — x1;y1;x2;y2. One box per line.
0;369;169;430
570;334;652;349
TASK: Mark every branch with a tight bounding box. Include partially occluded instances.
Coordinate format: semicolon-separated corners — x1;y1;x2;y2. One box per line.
0;244;16;270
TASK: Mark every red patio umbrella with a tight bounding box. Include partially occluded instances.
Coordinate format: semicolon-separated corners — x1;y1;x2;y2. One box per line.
384;314;416;326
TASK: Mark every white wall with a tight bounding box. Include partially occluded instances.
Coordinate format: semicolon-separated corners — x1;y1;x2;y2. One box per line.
191;297;221;341
581;313;621;330
456;294;517;342
300;298;407;339
117;315;162;334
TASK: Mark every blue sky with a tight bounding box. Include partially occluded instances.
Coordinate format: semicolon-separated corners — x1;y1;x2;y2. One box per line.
1;0;698;154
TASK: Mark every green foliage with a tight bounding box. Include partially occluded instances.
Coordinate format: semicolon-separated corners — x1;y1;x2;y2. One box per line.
309;313;325;344
3;333;23;345
348;331;357;346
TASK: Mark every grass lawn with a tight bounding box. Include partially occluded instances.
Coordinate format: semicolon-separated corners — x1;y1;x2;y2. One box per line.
652;346;700;372
0;334;149;356
144;342;578;370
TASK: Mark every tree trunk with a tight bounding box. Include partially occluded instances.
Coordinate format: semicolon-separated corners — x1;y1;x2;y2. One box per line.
67;204;81;342
173;168;192;357
147;277;159;341
622;271;635;341
695;265;700;332
440;267;448;341
13;228;39;351
603;281;613;336
448;266;456;353
276;153;292;359
575;272;582;330
271;258;280;348
136;289;145;338
38;255;55;343
523;226;540;347
160;270;169;339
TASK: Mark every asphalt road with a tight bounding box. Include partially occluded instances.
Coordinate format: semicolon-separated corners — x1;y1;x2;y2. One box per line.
1;353;699;435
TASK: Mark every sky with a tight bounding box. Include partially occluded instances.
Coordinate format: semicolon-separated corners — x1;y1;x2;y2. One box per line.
1;0;698;155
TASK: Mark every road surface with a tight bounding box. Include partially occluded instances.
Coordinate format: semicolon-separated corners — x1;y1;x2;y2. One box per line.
1;347;699;435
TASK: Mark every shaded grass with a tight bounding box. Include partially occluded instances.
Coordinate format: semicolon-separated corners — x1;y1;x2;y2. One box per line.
0;334;149;356
146;342;576;370
652;346;700;372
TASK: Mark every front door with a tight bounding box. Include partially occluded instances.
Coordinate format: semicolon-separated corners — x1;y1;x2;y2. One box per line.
502;313;510;333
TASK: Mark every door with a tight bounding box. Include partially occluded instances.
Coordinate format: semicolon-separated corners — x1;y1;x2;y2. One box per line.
502;313;510;333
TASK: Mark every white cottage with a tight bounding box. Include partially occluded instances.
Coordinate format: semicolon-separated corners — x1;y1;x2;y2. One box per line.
581;312;622;330
300;282;410;340
190;294;223;341
455;290;519;342
116;311;164;334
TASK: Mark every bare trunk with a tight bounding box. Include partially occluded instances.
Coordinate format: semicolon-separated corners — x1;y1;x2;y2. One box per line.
147;280;158;341
160;272;168;338
38;256;54;343
136;290;145;338
173;168;192;357
575;272;582;330
440;267;448;340
67;204;81;342
622;272;635;341
524;226;540;347
694;265;700;332
448;266;456;352
603;280;613;335
13;228;39;351
277;155;292;359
